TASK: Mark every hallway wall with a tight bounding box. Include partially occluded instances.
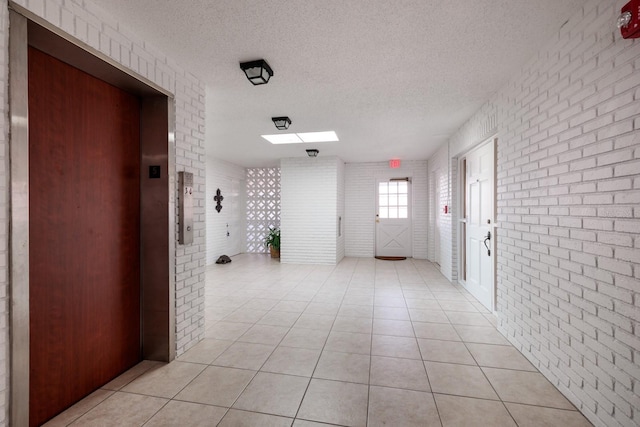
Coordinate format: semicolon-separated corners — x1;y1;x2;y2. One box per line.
427;145;453;280
1;0;208;422
205;156;246;263
442;1;640;425
280;156;344;264
344;161;428;259
337;160;346;263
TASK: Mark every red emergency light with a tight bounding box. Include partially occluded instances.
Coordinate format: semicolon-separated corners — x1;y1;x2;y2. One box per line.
619;0;640;39
389;159;401;169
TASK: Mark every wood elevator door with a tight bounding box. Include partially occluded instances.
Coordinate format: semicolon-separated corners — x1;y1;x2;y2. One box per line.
28;47;141;426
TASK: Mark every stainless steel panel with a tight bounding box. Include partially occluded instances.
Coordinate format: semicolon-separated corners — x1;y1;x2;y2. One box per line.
9;10;30;427
140;97;174;362
167;99;177;361
178;172;194;245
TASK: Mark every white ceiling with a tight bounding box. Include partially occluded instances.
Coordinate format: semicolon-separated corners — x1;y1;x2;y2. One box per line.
92;0;583;168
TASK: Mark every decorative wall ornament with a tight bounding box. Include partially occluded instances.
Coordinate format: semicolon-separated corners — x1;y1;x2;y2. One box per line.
214;188;224;213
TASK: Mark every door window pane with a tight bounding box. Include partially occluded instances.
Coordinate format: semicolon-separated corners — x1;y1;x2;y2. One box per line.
378;180;410;219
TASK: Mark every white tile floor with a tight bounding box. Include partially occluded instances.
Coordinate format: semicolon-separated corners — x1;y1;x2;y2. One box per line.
47;255;594;426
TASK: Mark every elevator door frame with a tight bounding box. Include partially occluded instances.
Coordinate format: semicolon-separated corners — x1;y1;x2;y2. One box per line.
9;7;176;426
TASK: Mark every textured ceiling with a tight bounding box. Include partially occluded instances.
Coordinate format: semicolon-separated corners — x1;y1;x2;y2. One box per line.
91;0;583;167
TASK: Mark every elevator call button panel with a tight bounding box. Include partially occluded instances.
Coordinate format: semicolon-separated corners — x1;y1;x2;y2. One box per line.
179;171;194;245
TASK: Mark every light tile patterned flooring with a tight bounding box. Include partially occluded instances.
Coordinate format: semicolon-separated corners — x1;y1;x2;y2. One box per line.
47;255;593;426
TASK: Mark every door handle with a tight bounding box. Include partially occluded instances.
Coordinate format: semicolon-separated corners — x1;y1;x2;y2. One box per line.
483;231;491;256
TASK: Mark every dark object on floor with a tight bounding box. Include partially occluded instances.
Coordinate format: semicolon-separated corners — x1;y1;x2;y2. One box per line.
216;255;232;264
375;256;407;261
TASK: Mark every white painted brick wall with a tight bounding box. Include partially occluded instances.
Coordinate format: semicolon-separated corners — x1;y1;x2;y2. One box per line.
205;156;246;264
344;161;428;259
449;157;459;283
280;157;343;264
0;0;207;421
442;1;640;425
337;159;346;263
427;145;453;280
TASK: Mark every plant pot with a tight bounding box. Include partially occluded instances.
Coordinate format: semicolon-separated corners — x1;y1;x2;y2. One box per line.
270;246;280;259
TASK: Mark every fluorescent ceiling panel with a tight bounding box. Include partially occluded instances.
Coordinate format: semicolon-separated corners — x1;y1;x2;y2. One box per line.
261;134;303;144
297;131;339;143
261;131;340;144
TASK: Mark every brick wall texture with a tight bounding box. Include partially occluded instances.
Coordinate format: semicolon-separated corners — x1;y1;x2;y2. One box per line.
427;145;453;280
280;157;345;265
443;1;640;426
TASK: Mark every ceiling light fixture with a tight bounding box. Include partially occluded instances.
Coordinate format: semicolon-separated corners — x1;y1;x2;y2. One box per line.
239;59;273;85
272;116;291;130
306;149;319;157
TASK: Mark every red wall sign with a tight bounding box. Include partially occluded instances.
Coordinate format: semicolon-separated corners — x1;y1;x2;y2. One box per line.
389;159;401;169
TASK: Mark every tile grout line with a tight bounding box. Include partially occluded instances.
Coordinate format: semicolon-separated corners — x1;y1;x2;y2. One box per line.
290;257;356;424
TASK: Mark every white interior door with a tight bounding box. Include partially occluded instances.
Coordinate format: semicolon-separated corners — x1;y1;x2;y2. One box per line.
465;141;495;310
376;179;412;257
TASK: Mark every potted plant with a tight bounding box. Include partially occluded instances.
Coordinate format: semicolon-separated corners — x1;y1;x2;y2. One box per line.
264;227;280;258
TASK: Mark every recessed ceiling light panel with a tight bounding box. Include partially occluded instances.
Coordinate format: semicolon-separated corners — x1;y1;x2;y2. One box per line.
297;131;339;143
261;131;339;144
261;134;303;144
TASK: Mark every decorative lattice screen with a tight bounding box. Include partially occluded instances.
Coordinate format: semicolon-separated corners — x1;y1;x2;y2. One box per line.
246;168;281;253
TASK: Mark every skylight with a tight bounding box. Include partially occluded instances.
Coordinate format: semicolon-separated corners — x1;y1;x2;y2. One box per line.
261;134;303;144
261;131;339;144
297;131;339;143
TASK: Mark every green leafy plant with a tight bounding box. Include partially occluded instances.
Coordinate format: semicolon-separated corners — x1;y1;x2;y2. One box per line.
264;227;280;250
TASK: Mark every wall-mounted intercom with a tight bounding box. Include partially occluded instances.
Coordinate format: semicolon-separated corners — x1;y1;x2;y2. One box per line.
178;171;193;245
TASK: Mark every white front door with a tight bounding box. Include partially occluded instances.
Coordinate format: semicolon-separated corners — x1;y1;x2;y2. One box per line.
465;141;495;310
376;179;412;257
